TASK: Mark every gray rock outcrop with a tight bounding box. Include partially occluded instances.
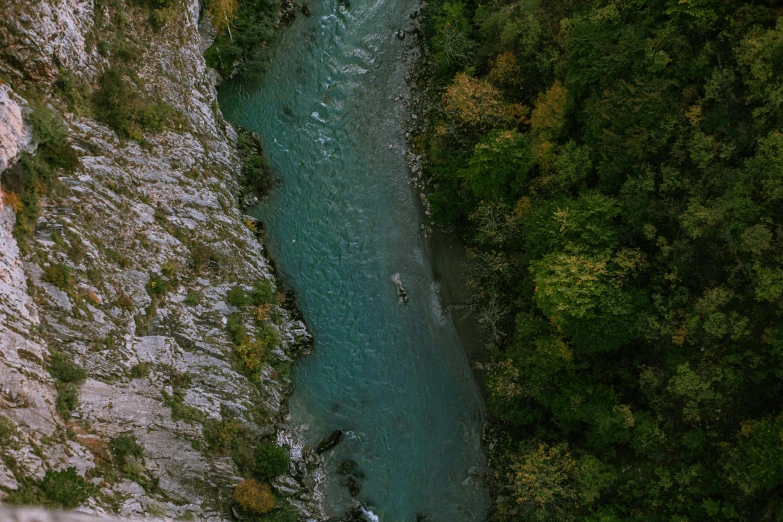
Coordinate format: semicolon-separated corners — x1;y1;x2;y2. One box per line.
0;507;150;521
0;0;322;519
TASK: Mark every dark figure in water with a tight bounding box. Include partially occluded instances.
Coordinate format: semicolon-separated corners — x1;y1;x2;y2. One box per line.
393;273;408;303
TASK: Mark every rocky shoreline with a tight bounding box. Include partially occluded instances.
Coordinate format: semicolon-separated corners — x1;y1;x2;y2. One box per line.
400;4;497;517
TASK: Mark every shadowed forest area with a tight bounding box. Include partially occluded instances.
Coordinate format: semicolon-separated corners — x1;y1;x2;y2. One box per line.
419;0;783;520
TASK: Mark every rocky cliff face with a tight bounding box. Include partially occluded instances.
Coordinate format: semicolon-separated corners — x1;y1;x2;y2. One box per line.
0;0;322;519
0;507;131;521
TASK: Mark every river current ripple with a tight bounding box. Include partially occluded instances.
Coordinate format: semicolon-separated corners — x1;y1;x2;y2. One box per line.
218;1;491;520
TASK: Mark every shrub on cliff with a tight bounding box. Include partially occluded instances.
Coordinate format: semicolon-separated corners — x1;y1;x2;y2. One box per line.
130;362;151;378
226;313;248;345
130;0;177;8
2;155;49;253
190;241;222;273
227;285;251;307
48;352;85;419
257;322;279;349
234;338;266;378
4;103;78;253
55;383;79;418
204;417;263;474
234;320;279;378
42;263;74;292
28;103;78;170
250;279;276;306
145;272;171;297
233;479;276;514
204;418;248;453
128;0;179;31
41;467;97;508
4;484;46;507
93;67;177;140
184;290;202;305
0;415;17;443
236;129;273;200
253;507;299;522
110;434;145;466
167;394;206;424
49;352;86;383
56;69;89;112
253;442;289;481
228;280;277;309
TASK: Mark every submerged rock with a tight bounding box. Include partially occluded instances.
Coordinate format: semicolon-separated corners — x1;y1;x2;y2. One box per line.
347;476;362;497
340;474;362;497
302;3;312;16
340;505;366;521
316;429;343;453
336;459;357;475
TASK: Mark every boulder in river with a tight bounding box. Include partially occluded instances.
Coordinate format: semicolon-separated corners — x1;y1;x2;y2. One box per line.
337;459;358;475
340;505;365;521
316;429;343;453
302;3;312;16
348;476;362;497
341;475;362;497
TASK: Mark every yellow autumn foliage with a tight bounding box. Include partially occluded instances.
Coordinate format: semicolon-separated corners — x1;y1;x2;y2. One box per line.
207;0;238;34
530;80;568;144
233;479;275;514
2;191;23;213
234;338;266;376
488;51;523;87
442;73;528;131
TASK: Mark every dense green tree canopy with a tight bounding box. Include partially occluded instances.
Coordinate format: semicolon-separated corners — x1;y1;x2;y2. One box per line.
421;0;783;519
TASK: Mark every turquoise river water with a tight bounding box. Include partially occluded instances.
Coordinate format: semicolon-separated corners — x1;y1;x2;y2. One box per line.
218;1;490;520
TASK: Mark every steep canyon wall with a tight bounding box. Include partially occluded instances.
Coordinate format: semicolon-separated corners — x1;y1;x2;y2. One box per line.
0;0;319;519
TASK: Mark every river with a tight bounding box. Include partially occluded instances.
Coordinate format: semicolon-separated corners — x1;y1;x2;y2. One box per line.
217;1;491;520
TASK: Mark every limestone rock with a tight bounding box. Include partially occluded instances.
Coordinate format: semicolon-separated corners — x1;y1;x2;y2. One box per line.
0;85;33;172
0;0;321;518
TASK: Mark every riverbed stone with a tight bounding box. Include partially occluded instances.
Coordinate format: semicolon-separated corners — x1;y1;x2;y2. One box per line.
316;429;343;454
336;459;357;475
346;476;361;497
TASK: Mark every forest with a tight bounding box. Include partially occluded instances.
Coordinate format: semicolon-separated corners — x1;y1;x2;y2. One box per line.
419;0;783;520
